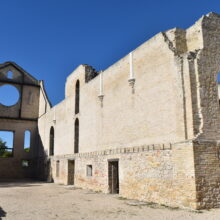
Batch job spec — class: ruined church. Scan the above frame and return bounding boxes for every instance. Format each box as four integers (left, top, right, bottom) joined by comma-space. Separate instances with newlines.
1, 12, 220, 210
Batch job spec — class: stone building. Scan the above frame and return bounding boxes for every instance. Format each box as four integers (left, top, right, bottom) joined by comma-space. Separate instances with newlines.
1, 12, 220, 209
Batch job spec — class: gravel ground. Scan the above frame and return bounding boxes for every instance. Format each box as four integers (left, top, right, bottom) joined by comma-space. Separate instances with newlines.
0, 181, 219, 220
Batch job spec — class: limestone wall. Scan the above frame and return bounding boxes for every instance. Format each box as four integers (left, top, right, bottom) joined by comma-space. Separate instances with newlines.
180, 13, 220, 140
193, 140, 220, 209
193, 13, 220, 140
37, 13, 220, 209
0, 62, 45, 179
38, 31, 188, 155
49, 141, 197, 209
0, 119, 38, 178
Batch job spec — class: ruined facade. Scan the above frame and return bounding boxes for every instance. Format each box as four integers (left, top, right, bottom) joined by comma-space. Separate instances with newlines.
1, 12, 220, 209
0, 62, 50, 178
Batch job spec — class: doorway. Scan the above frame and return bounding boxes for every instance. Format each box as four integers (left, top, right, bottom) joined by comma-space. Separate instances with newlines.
46, 160, 53, 182
68, 160, 75, 185
108, 160, 119, 194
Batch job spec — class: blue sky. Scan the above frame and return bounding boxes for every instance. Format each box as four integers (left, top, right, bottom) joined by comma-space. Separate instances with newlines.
0, 131, 13, 148
0, 85, 19, 106
0, 130, 30, 149
0, 0, 220, 105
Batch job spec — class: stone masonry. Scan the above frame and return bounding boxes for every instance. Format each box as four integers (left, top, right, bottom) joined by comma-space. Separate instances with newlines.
1, 12, 220, 210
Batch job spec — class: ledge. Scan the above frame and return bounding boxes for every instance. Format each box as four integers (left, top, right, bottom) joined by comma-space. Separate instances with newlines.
50, 142, 173, 160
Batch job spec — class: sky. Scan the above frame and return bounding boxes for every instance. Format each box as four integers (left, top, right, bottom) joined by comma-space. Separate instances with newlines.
0, 0, 220, 106
0, 130, 30, 150
0, 131, 14, 148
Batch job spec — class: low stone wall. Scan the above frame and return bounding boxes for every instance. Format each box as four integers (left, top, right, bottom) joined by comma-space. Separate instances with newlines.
49, 141, 198, 209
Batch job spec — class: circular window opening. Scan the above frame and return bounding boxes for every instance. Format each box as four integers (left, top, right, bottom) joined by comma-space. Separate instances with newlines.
0, 85, 20, 106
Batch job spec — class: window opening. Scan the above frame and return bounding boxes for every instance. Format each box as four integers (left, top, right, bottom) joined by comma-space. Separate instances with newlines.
74, 119, 79, 153
56, 160, 60, 177
21, 160, 29, 167
75, 80, 80, 114
0, 85, 19, 106
86, 165, 92, 176
24, 130, 31, 152
49, 127, 54, 156
7, 71, 13, 79
0, 131, 14, 157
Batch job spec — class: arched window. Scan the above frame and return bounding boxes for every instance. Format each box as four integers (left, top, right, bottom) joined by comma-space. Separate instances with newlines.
74, 118, 79, 153
75, 80, 80, 114
49, 126, 54, 156
24, 130, 31, 152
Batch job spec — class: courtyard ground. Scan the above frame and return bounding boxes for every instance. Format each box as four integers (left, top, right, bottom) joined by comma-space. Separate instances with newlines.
0, 181, 220, 220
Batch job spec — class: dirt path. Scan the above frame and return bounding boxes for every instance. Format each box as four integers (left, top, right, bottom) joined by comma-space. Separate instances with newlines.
0, 181, 219, 220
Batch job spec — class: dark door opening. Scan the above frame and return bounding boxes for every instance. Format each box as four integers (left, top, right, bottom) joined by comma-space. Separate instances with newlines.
108, 160, 119, 194
68, 160, 75, 185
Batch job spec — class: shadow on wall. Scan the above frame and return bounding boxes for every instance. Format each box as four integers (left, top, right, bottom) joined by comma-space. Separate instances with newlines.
36, 131, 54, 183
0, 181, 43, 188
0, 206, 6, 219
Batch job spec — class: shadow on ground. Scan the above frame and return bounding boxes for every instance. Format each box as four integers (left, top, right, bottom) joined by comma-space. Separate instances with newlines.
0, 207, 6, 219
0, 179, 46, 188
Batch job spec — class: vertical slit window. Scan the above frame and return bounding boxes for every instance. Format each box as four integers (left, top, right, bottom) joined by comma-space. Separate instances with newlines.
49, 127, 54, 156
24, 130, 31, 152
56, 160, 60, 177
74, 118, 79, 153
75, 80, 80, 114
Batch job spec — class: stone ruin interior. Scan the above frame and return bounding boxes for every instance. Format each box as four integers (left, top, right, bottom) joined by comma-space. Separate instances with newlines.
2, 12, 220, 210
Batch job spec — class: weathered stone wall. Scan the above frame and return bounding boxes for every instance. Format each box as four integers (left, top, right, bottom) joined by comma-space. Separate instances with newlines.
180, 13, 220, 141
3, 12, 220, 210
37, 13, 220, 209
195, 14, 220, 140
0, 119, 39, 178
184, 14, 220, 209
0, 62, 40, 119
49, 141, 197, 209
39, 81, 51, 117
193, 141, 220, 209
0, 62, 49, 179
38, 30, 188, 156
